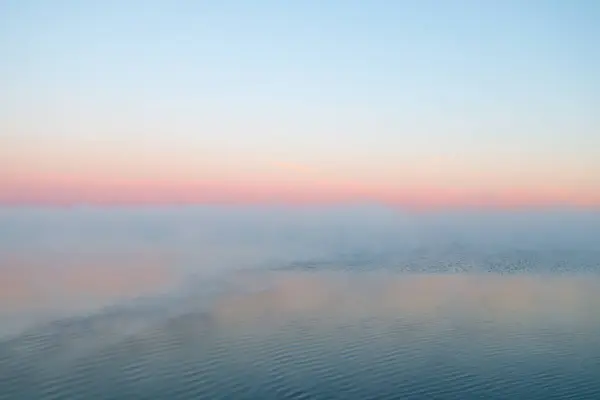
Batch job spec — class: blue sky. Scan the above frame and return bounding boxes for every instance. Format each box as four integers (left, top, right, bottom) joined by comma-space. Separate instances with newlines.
1, 1, 599, 206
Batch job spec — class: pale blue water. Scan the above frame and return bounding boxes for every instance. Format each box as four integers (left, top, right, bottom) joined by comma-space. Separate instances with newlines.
1, 207, 600, 399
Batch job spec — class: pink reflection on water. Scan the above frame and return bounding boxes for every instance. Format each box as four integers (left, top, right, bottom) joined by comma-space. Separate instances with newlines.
0, 251, 177, 313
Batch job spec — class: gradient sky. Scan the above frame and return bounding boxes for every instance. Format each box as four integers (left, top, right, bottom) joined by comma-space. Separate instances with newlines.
1, 0, 599, 207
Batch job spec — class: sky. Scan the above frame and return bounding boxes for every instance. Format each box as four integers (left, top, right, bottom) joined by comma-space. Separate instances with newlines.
1, 0, 599, 208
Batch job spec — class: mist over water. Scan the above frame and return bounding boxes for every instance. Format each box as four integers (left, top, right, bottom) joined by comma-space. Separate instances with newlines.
1, 206, 600, 399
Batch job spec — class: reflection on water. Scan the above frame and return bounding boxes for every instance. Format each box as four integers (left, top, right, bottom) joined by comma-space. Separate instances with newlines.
0, 251, 179, 336
1, 271, 600, 399
1, 208, 600, 398
1, 255, 173, 305
215, 272, 600, 326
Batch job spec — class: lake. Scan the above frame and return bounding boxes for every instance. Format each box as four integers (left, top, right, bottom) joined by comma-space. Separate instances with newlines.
1, 206, 599, 399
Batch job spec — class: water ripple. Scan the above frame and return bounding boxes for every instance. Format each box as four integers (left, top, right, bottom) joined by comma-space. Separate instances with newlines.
2, 272, 600, 399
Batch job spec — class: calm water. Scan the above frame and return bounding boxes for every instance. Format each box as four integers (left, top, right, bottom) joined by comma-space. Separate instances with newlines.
1, 207, 600, 399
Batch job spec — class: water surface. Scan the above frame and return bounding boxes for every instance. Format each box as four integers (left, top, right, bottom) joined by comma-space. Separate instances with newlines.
1, 207, 599, 399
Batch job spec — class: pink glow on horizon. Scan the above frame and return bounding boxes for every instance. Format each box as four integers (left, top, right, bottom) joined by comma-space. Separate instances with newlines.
1, 174, 599, 209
